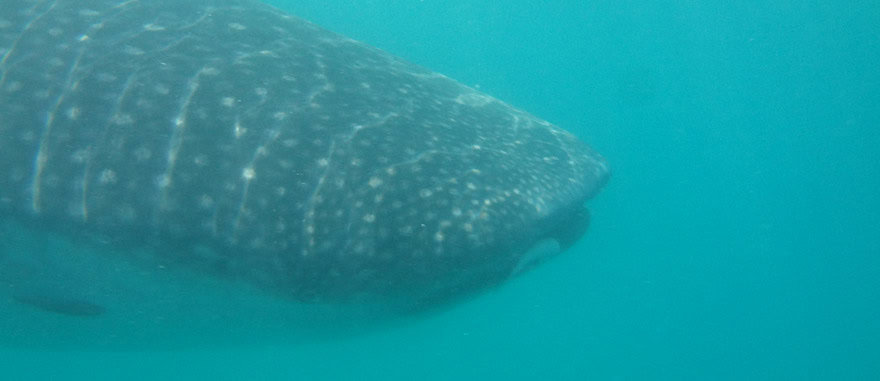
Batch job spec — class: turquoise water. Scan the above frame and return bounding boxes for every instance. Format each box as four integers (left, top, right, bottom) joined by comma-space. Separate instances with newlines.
2, 0, 879, 379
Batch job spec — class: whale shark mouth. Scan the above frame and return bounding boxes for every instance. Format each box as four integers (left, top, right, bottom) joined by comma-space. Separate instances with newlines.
511, 238, 562, 278
400, 205, 593, 312
512, 206, 591, 278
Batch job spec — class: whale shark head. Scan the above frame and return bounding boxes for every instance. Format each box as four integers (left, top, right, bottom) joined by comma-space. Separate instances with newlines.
0, 0, 610, 337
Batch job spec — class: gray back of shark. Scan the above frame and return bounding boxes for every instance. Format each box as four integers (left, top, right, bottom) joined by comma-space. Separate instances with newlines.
0, 0, 609, 308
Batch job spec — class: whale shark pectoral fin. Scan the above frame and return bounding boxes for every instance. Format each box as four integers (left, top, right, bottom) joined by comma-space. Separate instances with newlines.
510, 238, 562, 278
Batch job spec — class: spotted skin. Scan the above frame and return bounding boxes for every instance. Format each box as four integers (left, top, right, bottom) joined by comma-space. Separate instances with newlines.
0, 0, 609, 306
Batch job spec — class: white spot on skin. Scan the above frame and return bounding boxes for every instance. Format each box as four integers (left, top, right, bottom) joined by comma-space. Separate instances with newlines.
363, 214, 376, 223
221, 97, 235, 107
112, 113, 134, 125
123, 45, 145, 55
98, 169, 117, 185
157, 175, 171, 188
368, 177, 383, 188
71, 149, 88, 163
229, 23, 247, 30
193, 154, 208, 166
420, 189, 433, 198
452, 207, 462, 217
234, 120, 246, 138
144, 23, 165, 31
66, 107, 80, 120
133, 147, 151, 161
155, 84, 170, 95
434, 231, 444, 242
317, 158, 329, 167
20, 131, 35, 142
242, 167, 255, 180
199, 194, 214, 208
455, 92, 496, 107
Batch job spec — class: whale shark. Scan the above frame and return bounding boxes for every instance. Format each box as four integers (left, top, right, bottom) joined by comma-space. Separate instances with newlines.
0, 0, 609, 345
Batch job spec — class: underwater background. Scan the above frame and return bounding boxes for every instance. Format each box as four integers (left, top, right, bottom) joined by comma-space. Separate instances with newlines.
2, 0, 878, 379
